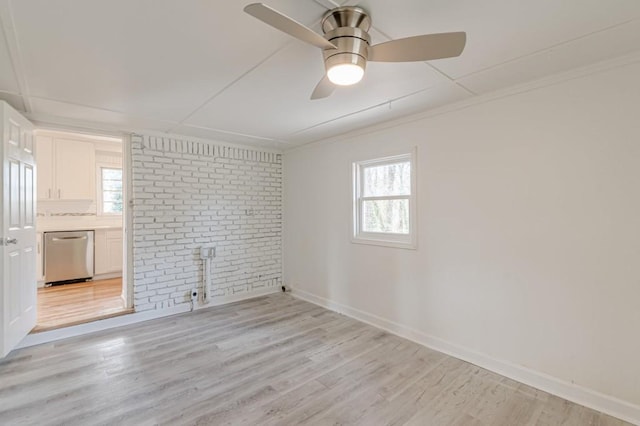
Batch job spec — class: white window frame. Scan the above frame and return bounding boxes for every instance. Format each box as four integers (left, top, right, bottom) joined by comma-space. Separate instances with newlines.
352, 148, 417, 249
97, 164, 123, 216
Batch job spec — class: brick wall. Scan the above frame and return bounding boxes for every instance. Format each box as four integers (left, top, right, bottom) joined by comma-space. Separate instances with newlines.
131, 134, 282, 311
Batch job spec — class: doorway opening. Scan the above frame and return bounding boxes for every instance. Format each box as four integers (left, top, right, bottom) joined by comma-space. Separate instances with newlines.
32, 130, 132, 332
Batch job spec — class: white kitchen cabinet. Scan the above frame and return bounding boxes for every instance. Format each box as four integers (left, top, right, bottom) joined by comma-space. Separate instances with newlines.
36, 136, 54, 200
95, 228, 123, 275
106, 231, 124, 272
55, 139, 95, 200
35, 136, 96, 201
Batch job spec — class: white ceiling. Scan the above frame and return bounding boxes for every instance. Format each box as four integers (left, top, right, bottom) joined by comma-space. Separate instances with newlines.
1, 0, 639, 149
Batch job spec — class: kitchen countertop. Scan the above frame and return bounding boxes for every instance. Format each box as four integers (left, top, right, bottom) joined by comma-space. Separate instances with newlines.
37, 225, 123, 233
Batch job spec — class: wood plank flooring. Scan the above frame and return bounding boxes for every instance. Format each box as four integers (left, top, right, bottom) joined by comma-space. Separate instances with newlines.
1, 294, 630, 425
35, 278, 131, 332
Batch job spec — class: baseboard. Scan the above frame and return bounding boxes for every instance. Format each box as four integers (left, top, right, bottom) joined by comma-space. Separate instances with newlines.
16, 287, 281, 350
291, 288, 640, 425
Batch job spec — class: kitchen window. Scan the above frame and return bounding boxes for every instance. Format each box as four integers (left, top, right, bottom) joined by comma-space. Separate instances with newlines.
352, 149, 416, 249
99, 167, 123, 214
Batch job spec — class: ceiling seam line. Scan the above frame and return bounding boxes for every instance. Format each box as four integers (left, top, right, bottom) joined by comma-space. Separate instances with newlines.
289, 86, 436, 136
454, 81, 476, 96
28, 112, 291, 148
369, 23, 474, 98
26, 94, 178, 126
454, 17, 640, 81
176, 123, 292, 144
26, 94, 288, 144
0, 88, 23, 96
311, 0, 341, 10
369, 15, 639, 86
169, 43, 291, 133
171, 8, 335, 134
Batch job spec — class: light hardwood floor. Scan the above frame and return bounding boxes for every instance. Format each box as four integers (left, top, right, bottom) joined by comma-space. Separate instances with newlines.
35, 278, 131, 332
1, 294, 630, 425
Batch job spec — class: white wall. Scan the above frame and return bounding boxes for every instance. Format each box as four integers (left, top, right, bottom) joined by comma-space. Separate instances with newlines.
284, 61, 640, 416
131, 135, 282, 311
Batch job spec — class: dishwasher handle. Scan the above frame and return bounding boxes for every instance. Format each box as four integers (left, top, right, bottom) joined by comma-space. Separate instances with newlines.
51, 236, 88, 242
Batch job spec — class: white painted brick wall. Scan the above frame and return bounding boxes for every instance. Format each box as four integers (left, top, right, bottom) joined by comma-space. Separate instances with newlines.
131, 134, 282, 311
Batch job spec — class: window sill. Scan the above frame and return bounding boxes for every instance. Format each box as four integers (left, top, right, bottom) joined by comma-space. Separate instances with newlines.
351, 236, 417, 250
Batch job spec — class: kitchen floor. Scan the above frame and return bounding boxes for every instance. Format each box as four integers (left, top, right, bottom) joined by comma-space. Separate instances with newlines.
34, 278, 132, 332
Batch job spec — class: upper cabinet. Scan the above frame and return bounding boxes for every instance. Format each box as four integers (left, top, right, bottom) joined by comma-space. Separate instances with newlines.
36, 136, 96, 201
36, 136, 54, 200
55, 139, 96, 200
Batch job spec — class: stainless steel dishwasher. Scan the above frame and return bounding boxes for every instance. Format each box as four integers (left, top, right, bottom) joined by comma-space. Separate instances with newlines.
44, 231, 94, 285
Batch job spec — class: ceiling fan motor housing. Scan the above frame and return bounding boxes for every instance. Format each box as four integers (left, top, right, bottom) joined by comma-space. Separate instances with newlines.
321, 7, 372, 76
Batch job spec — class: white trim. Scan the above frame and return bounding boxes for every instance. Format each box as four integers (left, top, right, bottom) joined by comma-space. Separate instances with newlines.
350, 235, 416, 250
122, 133, 134, 309
27, 115, 287, 153
281, 151, 286, 292
361, 195, 410, 201
290, 287, 640, 425
34, 128, 122, 144
17, 287, 281, 349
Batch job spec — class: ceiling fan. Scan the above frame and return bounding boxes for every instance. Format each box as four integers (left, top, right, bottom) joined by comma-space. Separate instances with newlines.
244, 3, 466, 100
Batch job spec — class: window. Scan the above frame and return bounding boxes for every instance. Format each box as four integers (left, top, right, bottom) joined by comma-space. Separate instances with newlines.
352, 150, 416, 248
100, 167, 123, 214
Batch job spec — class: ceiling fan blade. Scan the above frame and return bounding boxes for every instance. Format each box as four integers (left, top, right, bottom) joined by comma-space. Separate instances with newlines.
244, 3, 336, 50
310, 76, 335, 100
368, 32, 466, 62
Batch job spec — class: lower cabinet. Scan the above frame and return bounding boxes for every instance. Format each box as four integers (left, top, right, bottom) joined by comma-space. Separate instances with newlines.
95, 228, 123, 275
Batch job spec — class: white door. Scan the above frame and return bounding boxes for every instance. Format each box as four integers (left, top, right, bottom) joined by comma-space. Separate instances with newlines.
1, 101, 36, 358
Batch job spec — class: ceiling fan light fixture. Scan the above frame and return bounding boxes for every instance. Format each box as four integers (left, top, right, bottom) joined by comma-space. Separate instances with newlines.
327, 63, 364, 86
325, 52, 367, 86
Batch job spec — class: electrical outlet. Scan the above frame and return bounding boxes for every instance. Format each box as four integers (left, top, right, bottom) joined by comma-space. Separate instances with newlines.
199, 245, 216, 259
199, 247, 209, 259
190, 288, 198, 302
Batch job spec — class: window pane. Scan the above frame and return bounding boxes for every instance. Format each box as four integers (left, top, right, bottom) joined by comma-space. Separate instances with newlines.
103, 191, 122, 202
103, 201, 123, 213
363, 199, 409, 234
103, 180, 122, 191
103, 168, 122, 180
363, 161, 410, 197
102, 167, 123, 214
